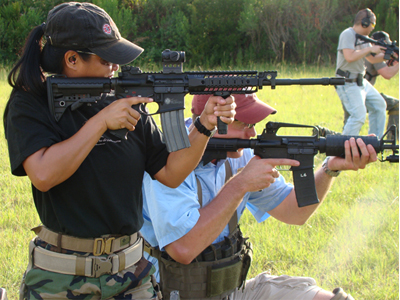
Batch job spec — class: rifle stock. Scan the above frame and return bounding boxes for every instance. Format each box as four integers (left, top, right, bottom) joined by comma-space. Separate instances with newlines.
204, 122, 399, 207
47, 49, 345, 152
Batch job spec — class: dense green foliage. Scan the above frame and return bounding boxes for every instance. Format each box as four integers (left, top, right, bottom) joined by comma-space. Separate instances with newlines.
0, 0, 398, 68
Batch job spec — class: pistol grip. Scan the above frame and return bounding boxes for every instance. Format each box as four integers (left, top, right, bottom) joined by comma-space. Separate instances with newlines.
109, 103, 141, 140
213, 92, 230, 135
217, 117, 228, 134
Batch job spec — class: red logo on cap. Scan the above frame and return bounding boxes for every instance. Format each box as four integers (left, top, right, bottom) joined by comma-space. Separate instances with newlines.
103, 24, 112, 34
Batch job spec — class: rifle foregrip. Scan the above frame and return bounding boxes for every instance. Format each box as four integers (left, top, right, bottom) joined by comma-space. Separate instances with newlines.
161, 109, 191, 152
217, 117, 228, 134
292, 167, 320, 207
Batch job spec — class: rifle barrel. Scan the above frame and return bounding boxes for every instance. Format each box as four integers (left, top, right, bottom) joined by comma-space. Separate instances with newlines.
269, 77, 345, 86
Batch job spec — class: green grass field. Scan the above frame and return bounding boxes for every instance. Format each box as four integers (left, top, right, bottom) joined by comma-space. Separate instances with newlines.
0, 65, 399, 300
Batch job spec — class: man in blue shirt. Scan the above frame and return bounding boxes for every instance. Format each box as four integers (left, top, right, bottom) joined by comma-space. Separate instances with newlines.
141, 94, 377, 300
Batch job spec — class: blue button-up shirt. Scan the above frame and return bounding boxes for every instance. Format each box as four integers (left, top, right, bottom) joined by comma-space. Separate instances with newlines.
141, 146, 293, 280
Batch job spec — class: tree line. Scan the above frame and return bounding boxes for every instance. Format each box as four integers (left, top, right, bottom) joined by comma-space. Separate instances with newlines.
0, 0, 398, 69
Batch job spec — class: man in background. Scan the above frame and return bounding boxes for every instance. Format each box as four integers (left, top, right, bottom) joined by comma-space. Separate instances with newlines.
335, 8, 387, 138
344, 31, 399, 138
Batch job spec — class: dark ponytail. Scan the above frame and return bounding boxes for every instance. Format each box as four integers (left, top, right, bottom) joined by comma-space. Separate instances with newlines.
8, 24, 47, 97
4, 25, 47, 135
4, 23, 94, 136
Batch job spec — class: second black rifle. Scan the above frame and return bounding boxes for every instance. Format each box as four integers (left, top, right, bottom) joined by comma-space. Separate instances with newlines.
356, 33, 399, 61
203, 122, 399, 207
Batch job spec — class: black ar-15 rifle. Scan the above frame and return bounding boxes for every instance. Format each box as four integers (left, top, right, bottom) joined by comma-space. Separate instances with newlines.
204, 122, 399, 207
47, 49, 345, 152
356, 33, 399, 61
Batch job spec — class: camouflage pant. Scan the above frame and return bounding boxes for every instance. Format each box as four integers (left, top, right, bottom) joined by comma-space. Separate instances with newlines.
20, 257, 160, 300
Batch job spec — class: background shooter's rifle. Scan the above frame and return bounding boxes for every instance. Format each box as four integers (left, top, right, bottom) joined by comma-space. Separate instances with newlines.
356, 33, 399, 61
203, 122, 399, 207
47, 49, 345, 152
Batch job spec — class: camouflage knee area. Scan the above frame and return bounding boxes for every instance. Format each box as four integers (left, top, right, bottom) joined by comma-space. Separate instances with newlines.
381, 93, 399, 113
331, 287, 354, 300
22, 258, 156, 299
313, 125, 341, 137
388, 103, 399, 115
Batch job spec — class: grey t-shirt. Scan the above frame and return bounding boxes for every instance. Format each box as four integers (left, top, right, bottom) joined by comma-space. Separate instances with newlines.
364, 60, 386, 85
336, 27, 371, 78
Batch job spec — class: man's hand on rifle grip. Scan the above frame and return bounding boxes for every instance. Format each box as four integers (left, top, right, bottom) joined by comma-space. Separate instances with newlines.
236, 156, 300, 192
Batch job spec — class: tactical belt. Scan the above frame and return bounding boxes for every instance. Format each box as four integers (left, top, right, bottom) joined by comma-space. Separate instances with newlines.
145, 161, 253, 300
336, 69, 364, 86
29, 226, 143, 278
32, 225, 138, 255
146, 226, 252, 300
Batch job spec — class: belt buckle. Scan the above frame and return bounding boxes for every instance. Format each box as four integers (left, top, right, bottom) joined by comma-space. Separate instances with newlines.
92, 256, 112, 277
93, 237, 115, 256
104, 237, 115, 255
93, 238, 105, 256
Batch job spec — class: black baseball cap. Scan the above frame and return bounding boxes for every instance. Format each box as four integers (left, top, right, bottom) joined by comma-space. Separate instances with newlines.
43, 2, 143, 65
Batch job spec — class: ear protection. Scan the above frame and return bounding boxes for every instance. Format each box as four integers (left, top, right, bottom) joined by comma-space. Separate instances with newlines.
361, 8, 372, 28
69, 55, 76, 64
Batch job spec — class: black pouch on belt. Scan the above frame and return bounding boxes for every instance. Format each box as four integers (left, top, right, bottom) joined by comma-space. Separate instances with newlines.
357, 74, 363, 86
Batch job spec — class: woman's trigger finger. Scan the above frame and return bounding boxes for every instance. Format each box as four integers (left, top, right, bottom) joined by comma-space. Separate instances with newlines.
125, 96, 154, 106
